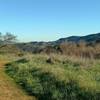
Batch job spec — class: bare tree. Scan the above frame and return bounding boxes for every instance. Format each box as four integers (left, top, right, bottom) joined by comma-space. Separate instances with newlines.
0, 32, 17, 48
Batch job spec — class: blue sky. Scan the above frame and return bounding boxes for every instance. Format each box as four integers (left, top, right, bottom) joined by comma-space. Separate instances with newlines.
0, 0, 100, 42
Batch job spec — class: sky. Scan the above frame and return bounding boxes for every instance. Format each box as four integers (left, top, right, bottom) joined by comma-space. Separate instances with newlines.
0, 0, 100, 42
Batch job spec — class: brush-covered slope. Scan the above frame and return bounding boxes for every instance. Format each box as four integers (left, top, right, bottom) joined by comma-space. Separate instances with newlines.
5, 54, 100, 100
0, 44, 23, 56
16, 33, 100, 53
55, 33, 100, 44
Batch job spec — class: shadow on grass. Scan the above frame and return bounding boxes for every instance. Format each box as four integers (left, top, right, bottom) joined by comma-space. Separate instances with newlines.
5, 61, 100, 100
30, 68, 100, 100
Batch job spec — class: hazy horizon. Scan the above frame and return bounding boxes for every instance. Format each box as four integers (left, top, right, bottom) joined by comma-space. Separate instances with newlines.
0, 0, 100, 42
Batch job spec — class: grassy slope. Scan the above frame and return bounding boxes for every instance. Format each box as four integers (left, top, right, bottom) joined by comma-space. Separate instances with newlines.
6, 54, 100, 100
0, 55, 36, 100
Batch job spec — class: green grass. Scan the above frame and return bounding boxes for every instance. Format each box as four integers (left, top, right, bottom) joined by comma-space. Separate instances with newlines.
0, 54, 36, 100
5, 54, 100, 100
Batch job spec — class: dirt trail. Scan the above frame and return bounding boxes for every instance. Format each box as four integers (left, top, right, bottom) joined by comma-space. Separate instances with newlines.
0, 60, 36, 100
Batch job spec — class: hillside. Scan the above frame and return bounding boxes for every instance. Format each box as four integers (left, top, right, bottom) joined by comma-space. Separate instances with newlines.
16, 33, 100, 53
55, 33, 100, 44
5, 54, 100, 100
0, 33, 99, 100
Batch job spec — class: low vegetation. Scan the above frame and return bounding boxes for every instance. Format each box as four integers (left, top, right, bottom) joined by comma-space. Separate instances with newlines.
0, 54, 36, 100
0, 33, 99, 100
5, 54, 100, 100
59, 42, 100, 59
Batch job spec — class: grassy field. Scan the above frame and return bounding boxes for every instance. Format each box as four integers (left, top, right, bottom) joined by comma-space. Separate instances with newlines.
5, 54, 100, 100
0, 54, 36, 100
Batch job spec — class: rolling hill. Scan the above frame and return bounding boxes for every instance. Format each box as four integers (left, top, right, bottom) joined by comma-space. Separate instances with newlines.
16, 33, 100, 53
55, 33, 100, 44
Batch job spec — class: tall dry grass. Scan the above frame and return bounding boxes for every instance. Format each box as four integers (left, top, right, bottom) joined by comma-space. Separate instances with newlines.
59, 42, 100, 59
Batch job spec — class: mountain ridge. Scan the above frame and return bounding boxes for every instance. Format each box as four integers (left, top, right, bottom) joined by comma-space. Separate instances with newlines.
55, 33, 100, 44
26, 33, 100, 45
15, 33, 100, 53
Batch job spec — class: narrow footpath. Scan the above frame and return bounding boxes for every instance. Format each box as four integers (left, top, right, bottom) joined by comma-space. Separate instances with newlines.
0, 60, 36, 100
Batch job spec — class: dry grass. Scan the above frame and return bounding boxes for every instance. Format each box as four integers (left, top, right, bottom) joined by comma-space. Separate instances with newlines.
59, 42, 100, 59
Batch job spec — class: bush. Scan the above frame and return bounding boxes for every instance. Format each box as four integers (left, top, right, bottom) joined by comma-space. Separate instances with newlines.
59, 42, 100, 59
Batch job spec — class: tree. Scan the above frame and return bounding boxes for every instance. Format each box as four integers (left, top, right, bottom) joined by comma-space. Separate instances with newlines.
0, 32, 17, 48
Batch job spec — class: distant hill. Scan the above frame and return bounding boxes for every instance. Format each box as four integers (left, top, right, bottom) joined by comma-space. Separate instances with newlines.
16, 33, 100, 53
55, 33, 100, 44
